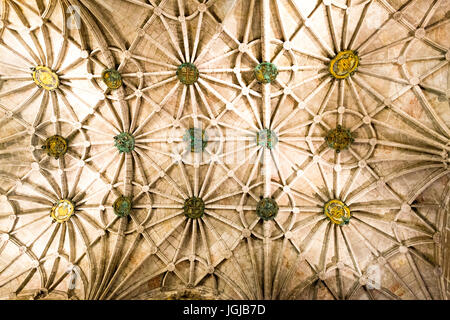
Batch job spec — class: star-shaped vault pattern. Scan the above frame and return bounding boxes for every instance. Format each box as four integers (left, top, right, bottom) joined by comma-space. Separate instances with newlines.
0, 0, 449, 300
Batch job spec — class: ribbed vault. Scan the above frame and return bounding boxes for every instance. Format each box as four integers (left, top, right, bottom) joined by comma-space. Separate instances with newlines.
0, 0, 449, 300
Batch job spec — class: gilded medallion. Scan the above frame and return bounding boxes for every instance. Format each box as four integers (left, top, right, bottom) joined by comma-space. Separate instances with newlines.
329, 50, 359, 79
324, 199, 351, 225
42, 135, 68, 159
325, 125, 354, 153
51, 199, 75, 223
32, 66, 59, 91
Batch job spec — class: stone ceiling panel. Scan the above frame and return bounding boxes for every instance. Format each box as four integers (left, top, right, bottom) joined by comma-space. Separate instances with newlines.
0, 0, 448, 300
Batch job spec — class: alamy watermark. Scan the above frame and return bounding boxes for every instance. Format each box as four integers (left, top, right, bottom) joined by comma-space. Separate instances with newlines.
168, 122, 282, 169
67, 6, 81, 30
366, 264, 381, 290
66, 264, 81, 290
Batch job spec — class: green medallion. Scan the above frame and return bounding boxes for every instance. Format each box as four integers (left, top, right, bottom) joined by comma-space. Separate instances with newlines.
183, 197, 205, 219
183, 128, 207, 153
325, 125, 354, 153
42, 135, 68, 159
256, 197, 279, 220
254, 62, 278, 84
257, 129, 278, 149
113, 195, 132, 217
114, 132, 135, 153
102, 68, 123, 89
177, 63, 199, 85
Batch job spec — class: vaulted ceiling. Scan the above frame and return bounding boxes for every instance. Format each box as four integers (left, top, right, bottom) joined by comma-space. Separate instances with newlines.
0, 0, 449, 300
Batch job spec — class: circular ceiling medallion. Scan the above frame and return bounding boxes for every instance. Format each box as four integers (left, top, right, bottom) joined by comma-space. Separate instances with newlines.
183, 128, 207, 153
183, 197, 205, 219
102, 68, 123, 89
114, 132, 135, 153
42, 135, 68, 159
257, 129, 278, 149
324, 199, 351, 225
256, 197, 279, 220
325, 125, 354, 153
329, 50, 359, 79
32, 66, 59, 91
50, 199, 75, 223
113, 196, 132, 217
254, 62, 278, 84
176, 63, 199, 85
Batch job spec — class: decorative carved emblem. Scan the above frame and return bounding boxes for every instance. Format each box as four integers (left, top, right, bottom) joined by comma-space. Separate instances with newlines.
42, 135, 68, 159
183, 128, 207, 153
51, 199, 75, 223
183, 197, 205, 219
254, 62, 278, 84
324, 199, 351, 225
32, 66, 59, 91
113, 196, 132, 217
325, 125, 354, 153
329, 50, 359, 79
102, 68, 123, 89
114, 132, 135, 153
256, 197, 279, 220
177, 63, 199, 85
257, 129, 278, 149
